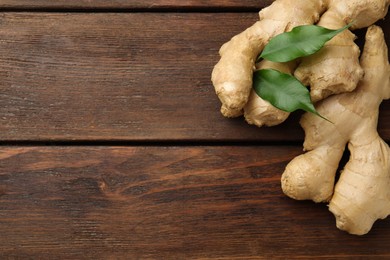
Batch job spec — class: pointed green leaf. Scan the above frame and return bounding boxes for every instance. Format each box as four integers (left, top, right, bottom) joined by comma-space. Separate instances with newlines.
259, 23, 352, 62
253, 69, 330, 122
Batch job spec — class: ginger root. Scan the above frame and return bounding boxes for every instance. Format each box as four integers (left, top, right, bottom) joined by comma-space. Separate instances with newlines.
211, 0, 325, 118
244, 60, 294, 127
281, 25, 390, 235
294, 8, 363, 102
211, 0, 390, 235
212, 0, 389, 123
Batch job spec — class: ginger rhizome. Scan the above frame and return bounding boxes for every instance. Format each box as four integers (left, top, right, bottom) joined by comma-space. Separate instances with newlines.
211, 0, 390, 235
282, 26, 390, 235
244, 60, 293, 126
212, 0, 389, 125
211, 0, 325, 118
294, 9, 363, 103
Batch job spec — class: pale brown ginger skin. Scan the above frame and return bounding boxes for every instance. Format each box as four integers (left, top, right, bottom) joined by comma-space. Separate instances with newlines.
211, 0, 390, 236
211, 0, 326, 117
295, 0, 390, 102
243, 60, 294, 127
212, 0, 390, 123
294, 9, 363, 102
281, 26, 390, 235
327, 0, 390, 29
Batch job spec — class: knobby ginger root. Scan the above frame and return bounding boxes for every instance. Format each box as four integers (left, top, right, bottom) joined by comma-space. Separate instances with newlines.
211, 0, 390, 236
296, 0, 390, 102
294, 0, 390, 102
281, 26, 390, 235
211, 0, 326, 117
212, 0, 389, 122
329, 0, 390, 29
243, 60, 294, 127
294, 9, 363, 102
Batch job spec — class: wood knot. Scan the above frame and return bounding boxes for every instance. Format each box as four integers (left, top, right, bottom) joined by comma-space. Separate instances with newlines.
99, 178, 108, 192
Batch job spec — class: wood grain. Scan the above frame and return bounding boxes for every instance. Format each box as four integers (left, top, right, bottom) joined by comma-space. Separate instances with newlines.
0, 12, 304, 142
1, 146, 389, 259
0, 0, 272, 10
0, 13, 390, 142
2, 2, 390, 259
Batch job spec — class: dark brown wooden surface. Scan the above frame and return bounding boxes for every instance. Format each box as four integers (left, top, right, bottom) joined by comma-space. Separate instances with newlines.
1, 1, 390, 258
1, 146, 390, 259
0, 13, 389, 142
0, 1, 271, 10
0, 12, 306, 142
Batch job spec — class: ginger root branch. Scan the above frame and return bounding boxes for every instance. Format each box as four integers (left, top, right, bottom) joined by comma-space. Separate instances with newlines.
282, 26, 390, 235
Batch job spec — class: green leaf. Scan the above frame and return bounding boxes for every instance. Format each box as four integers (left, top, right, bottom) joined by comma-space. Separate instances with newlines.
259, 23, 352, 62
253, 69, 330, 122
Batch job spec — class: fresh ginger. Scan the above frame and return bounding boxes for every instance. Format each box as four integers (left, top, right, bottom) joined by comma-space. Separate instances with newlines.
211, 0, 390, 235
211, 0, 325, 118
281, 25, 390, 235
294, 10, 363, 102
295, 0, 390, 102
212, 0, 389, 122
244, 60, 294, 127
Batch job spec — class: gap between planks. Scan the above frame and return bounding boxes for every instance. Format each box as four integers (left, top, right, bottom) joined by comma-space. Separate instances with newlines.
0, 140, 304, 147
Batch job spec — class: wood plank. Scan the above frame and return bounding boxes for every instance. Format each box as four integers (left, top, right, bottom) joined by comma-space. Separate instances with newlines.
0, 0, 271, 10
1, 146, 389, 258
0, 13, 389, 142
0, 12, 302, 142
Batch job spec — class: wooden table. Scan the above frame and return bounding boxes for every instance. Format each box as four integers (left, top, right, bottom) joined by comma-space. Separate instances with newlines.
1, 1, 390, 258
